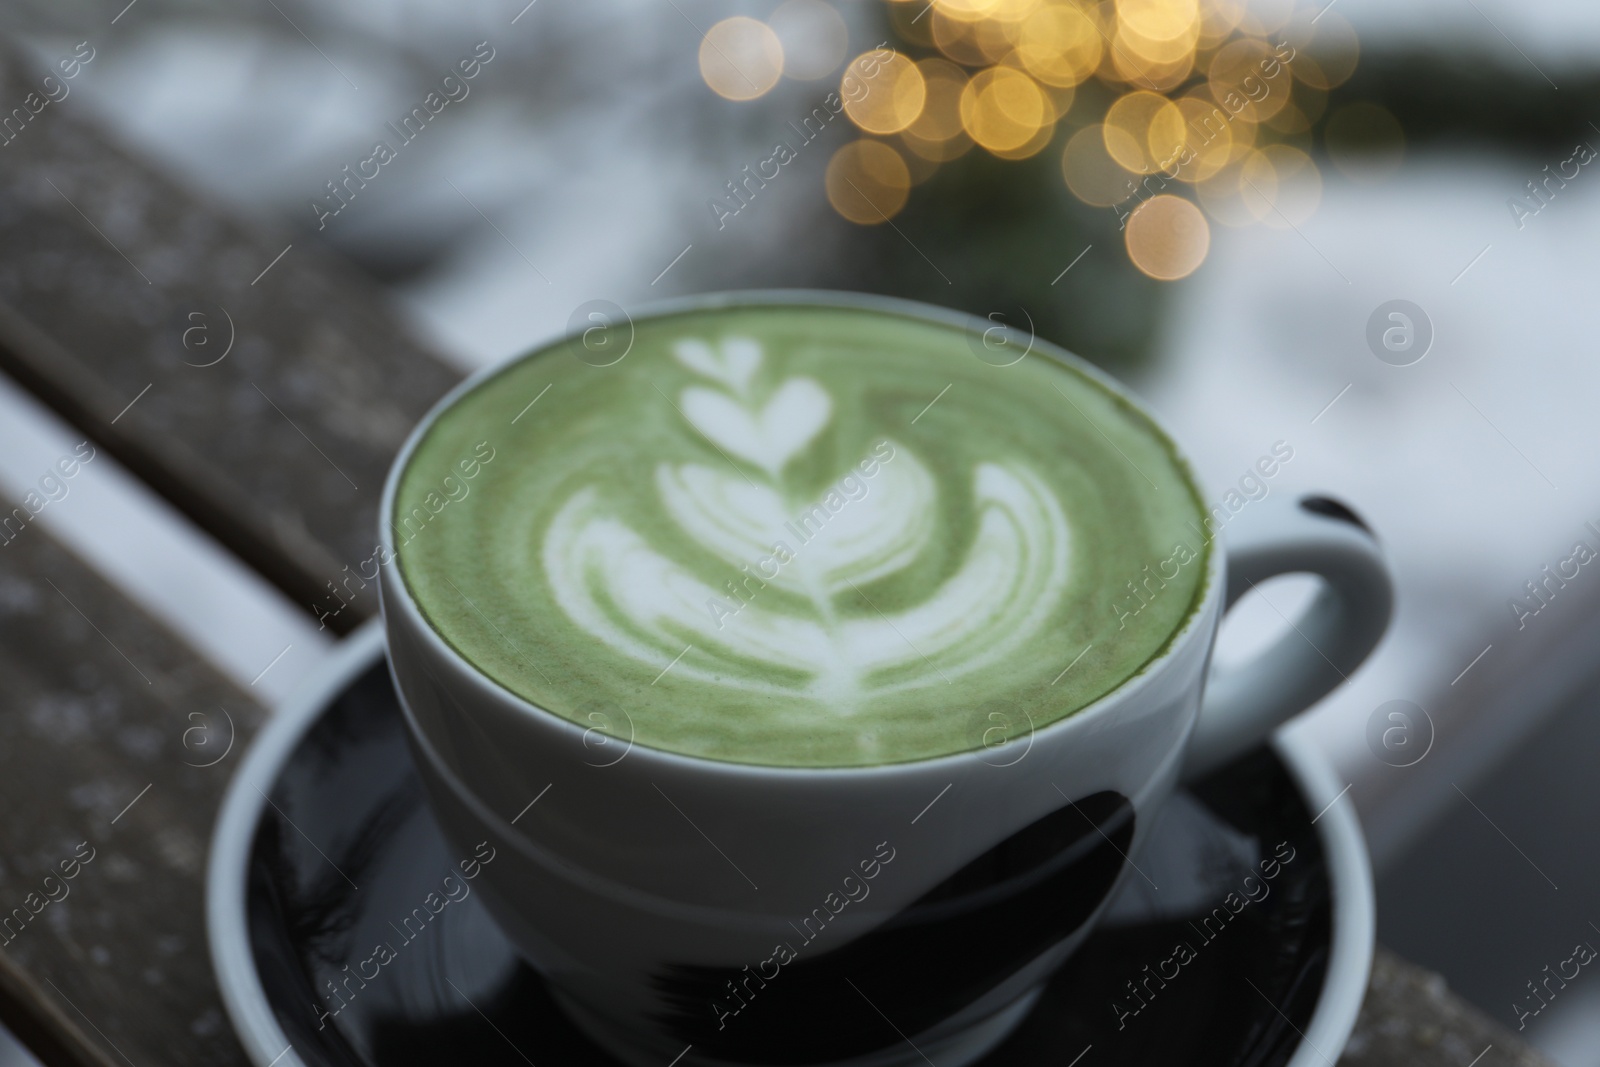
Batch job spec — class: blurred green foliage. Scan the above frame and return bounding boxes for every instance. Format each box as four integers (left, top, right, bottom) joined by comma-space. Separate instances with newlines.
1328, 50, 1593, 156
685, 138, 1167, 376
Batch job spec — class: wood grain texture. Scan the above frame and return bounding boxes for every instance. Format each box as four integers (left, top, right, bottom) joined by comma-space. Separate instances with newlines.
1340, 947, 1555, 1067
0, 513, 260, 1066
0, 40, 461, 635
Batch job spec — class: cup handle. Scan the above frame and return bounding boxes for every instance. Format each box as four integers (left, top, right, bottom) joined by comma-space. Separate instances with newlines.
1181, 494, 1394, 781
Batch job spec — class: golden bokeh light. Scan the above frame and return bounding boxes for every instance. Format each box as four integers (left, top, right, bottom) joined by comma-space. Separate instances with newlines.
932, 8, 1001, 65
1003, 52, 1077, 124
1125, 194, 1210, 279
1108, 34, 1194, 91
932, 0, 1008, 23
826, 140, 913, 223
974, 15, 1021, 61
1283, 10, 1359, 90
1167, 96, 1234, 181
1285, 53, 1326, 91
1197, 0, 1247, 46
960, 66, 1051, 153
1207, 38, 1291, 122
1103, 90, 1187, 173
1181, 83, 1260, 161
1227, 115, 1260, 161
843, 52, 928, 134
989, 115, 1057, 159
1117, 0, 1201, 43
990, 0, 1046, 21
902, 58, 974, 160
700, 17, 785, 101
1062, 124, 1139, 206
712, 0, 1366, 266
1012, 2, 1104, 87
902, 127, 976, 162
1116, 20, 1201, 66
1110, 0, 1200, 91
768, 0, 850, 81
907, 58, 969, 139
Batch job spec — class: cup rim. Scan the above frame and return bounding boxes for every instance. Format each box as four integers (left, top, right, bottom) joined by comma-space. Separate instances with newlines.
378, 288, 1228, 777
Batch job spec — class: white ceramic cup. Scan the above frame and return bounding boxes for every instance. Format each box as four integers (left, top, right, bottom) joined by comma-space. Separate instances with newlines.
378, 293, 1393, 1067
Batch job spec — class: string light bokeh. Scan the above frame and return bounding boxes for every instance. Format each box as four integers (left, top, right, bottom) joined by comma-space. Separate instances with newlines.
700, 0, 1397, 281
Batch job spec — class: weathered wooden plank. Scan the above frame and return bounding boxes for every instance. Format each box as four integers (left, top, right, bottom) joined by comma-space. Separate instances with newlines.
1339, 947, 1553, 1067
0, 511, 261, 1066
0, 952, 116, 1067
0, 40, 461, 634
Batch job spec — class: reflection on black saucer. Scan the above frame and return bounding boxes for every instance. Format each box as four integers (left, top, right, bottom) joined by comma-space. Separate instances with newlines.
655, 793, 1132, 1062
245, 663, 1326, 1067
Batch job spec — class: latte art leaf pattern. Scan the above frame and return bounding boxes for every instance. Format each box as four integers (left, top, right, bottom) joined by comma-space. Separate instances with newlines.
396, 303, 1210, 766
654, 454, 937, 598
543, 338, 1073, 705
680, 378, 831, 476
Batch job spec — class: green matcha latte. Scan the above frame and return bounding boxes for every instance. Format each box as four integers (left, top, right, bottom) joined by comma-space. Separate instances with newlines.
393, 301, 1209, 768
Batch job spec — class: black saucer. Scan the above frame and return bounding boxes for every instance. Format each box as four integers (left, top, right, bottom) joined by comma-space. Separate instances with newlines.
211, 630, 1358, 1067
